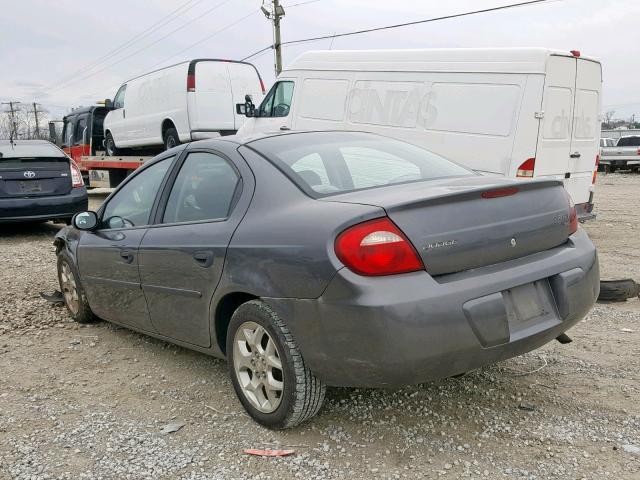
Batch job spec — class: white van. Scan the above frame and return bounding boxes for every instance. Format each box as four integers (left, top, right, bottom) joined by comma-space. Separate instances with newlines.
104, 59, 265, 154
238, 48, 602, 220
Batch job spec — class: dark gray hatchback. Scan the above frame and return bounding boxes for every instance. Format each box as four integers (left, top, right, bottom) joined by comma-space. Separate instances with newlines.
53, 131, 599, 429
0, 140, 87, 223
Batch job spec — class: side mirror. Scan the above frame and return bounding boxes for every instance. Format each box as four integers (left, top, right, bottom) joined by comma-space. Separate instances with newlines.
104, 98, 113, 108
236, 94, 256, 118
72, 211, 98, 231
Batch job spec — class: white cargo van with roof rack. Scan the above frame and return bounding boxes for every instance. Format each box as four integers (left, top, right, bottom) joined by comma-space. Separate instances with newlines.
104, 59, 265, 155
237, 48, 602, 221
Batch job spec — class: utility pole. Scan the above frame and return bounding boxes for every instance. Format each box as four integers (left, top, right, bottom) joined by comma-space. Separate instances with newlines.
1, 101, 21, 139
261, 0, 285, 76
32, 102, 43, 139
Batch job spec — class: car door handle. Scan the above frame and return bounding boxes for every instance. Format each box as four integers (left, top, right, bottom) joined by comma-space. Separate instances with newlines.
570, 152, 581, 158
193, 250, 214, 268
120, 249, 135, 264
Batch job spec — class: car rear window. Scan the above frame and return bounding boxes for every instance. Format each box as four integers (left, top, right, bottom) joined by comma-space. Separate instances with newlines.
249, 132, 472, 197
0, 142, 69, 167
617, 136, 640, 147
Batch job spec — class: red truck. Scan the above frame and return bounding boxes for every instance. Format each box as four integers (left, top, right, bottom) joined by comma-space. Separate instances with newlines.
60, 105, 151, 187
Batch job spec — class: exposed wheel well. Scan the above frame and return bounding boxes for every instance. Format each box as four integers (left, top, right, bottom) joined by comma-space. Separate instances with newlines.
215, 292, 258, 355
161, 119, 176, 138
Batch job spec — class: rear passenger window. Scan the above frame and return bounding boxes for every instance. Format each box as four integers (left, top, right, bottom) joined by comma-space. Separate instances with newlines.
162, 152, 239, 224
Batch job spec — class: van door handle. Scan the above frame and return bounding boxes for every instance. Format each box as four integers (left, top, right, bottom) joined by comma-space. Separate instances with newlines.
120, 249, 134, 264
193, 250, 214, 268
570, 152, 581, 158
280, 126, 290, 131
123, 109, 126, 118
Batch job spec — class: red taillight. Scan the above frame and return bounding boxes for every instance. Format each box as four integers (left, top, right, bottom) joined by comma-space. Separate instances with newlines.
187, 73, 195, 92
259, 77, 266, 94
481, 186, 519, 199
637, 147, 640, 156
563, 190, 578, 235
592, 154, 599, 184
70, 162, 84, 188
516, 158, 535, 178
334, 217, 424, 276
570, 50, 581, 57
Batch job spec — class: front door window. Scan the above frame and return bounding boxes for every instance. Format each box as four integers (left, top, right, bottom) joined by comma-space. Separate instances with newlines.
258, 81, 294, 118
101, 157, 172, 229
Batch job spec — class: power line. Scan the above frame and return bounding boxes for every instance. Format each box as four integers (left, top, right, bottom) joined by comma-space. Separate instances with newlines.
49, 0, 234, 93
46, 0, 205, 89
242, 0, 558, 60
284, 0, 323, 7
144, 9, 260, 72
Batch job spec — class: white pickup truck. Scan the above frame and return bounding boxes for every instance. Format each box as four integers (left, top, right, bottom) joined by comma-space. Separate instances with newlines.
600, 135, 640, 172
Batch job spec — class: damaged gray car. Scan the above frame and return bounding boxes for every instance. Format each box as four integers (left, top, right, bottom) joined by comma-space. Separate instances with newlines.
54, 131, 599, 428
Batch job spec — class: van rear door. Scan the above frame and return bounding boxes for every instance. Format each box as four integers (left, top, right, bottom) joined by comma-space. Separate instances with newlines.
189, 61, 234, 132
228, 62, 265, 130
566, 58, 601, 204
534, 54, 601, 205
533, 55, 576, 179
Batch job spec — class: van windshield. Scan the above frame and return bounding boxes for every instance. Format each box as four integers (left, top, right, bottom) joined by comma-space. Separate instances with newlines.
250, 132, 473, 197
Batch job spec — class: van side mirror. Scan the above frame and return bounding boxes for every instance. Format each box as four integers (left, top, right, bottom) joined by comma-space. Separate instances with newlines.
104, 98, 113, 108
236, 95, 256, 118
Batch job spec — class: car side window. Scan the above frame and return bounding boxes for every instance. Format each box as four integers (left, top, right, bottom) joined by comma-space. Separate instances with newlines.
258, 81, 294, 118
101, 157, 172, 229
113, 85, 127, 109
162, 152, 239, 224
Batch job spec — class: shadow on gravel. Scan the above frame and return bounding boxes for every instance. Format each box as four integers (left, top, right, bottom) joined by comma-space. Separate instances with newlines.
0, 221, 63, 238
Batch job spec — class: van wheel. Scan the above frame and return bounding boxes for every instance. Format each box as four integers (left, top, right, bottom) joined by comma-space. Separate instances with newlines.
105, 132, 120, 156
226, 300, 326, 429
164, 128, 180, 150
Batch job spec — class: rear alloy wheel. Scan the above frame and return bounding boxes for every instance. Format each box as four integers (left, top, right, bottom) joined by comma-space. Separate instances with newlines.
57, 252, 95, 324
164, 127, 180, 151
227, 300, 326, 429
105, 132, 120, 156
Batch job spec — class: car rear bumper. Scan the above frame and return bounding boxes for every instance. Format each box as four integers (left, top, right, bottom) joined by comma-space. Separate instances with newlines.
0, 187, 88, 223
264, 229, 599, 387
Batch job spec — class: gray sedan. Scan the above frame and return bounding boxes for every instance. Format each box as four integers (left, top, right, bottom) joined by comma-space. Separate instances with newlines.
54, 131, 599, 429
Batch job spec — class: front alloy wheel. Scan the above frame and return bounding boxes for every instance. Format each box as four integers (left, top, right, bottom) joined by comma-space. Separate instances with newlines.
60, 261, 79, 315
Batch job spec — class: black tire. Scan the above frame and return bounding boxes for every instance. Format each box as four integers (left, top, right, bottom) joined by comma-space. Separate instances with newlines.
163, 127, 180, 151
598, 279, 640, 302
105, 132, 120, 157
56, 251, 95, 323
226, 300, 326, 429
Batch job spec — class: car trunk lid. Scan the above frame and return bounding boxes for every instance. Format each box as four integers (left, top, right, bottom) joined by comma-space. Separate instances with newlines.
322, 176, 572, 275
0, 157, 72, 198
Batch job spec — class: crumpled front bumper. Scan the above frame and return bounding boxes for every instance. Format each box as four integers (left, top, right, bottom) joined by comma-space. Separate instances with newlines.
264, 229, 599, 387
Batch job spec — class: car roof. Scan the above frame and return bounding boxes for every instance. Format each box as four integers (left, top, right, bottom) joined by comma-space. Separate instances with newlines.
190, 130, 381, 149
0, 140, 67, 158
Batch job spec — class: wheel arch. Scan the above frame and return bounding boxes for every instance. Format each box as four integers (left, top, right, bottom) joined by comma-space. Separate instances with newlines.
161, 118, 177, 139
214, 291, 258, 355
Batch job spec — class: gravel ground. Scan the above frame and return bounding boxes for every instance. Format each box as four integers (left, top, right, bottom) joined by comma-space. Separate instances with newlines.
1, 174, 639, 480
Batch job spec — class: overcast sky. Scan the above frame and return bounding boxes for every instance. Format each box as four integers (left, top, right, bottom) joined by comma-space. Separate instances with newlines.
1, 0, 638, 121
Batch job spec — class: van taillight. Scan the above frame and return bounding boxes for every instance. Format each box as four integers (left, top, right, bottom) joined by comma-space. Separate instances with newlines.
516, 158, 535, 178
70, 162, 84, 188
259, 77, 266, 94
334, 217, 424, 276
592, 154, 599, 184
187, 73, 195, 92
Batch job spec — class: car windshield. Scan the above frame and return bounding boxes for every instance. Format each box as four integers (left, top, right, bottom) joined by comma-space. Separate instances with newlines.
249, 132, 473, 197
